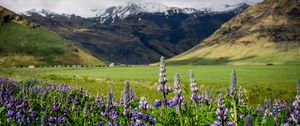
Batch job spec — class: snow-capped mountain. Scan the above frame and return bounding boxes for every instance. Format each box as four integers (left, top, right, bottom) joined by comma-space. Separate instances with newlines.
21, 2, 249, 64
94, 2, 249, 23
22, 9, 55, 17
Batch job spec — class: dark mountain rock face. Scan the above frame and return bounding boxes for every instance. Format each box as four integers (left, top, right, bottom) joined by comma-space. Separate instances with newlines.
23, 4, 249, 64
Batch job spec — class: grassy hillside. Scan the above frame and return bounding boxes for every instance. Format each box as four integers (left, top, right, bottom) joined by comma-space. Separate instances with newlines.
0, 7, 104, 66
169, 0, 300, 65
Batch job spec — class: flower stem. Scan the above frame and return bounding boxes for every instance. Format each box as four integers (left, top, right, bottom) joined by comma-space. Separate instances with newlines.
233, 100, 238, 126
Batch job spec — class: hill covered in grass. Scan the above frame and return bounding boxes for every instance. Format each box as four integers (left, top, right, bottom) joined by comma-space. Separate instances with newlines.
169, 0, 300, 65
0, 6, 104, 66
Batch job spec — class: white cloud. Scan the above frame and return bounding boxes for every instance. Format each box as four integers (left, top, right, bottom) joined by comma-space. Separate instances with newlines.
0, 0, 262, 17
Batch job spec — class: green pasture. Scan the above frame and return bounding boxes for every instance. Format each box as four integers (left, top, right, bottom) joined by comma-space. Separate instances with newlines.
0, 64, 299, 105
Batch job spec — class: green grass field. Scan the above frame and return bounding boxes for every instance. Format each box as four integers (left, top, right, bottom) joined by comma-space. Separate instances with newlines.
0, 64, 299, 105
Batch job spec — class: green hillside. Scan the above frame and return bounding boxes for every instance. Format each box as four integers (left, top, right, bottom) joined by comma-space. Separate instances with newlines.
0, 7, 104, 66
168, 0, 300, 65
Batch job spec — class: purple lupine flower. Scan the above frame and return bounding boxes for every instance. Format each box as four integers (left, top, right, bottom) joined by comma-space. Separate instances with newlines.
5, 110, 14, 118
158, 56, 172, 105
120, 82, 131, 108
174, 73, 181, 95
158, 56, 167, 85
100, 112, 106, 117
97, 120, 103, 126
190, 92, 198, 102
6, 101, 14, 109
16, 110, 23, 119
229, 69, 237, 99
83, 103, 88, 118
264, 98, 270, 109
211, 94, 230, 126
226, 87, 230, 97
226, 121, 235, 126
238, 86, 245, 105
189, 70, 198, 93
167, 86, 172, 93
63, 107, 69, 117
292, 95, 300, 110
28, 108, 33, 113
95, 92, 104, 107
153, 99, 162, 107
109, 111, 118, 121
52, 99, 60, 112
169, 101, 177, 107
198, 93, 205, 103
157, 86, 163, 92
244, 115, 253, 126
57, 116, 65, 124
48, 116, 56, 123
257, 104, 263, 114
134, 112, 143, 119
272, 99, 281, 115
139, 97, 149, 111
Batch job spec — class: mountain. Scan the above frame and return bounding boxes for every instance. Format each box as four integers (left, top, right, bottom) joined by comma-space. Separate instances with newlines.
169, 0, 300, 65
21, 2, 249, 64
0, 6, 104, 66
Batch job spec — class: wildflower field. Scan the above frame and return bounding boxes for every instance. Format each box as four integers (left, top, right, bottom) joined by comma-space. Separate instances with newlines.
0, 58, 299, 125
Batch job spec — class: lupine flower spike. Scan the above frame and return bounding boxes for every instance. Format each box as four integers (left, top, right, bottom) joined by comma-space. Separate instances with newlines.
230, 69, 237, 100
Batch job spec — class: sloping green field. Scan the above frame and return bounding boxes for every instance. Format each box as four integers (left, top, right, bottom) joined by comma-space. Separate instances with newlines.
0, 21, 104, 66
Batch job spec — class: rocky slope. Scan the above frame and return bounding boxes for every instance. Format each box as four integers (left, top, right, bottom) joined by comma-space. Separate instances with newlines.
169, 0, 300, 65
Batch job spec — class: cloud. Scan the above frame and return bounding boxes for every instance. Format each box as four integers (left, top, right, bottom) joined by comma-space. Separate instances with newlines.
0, 0, 262, 17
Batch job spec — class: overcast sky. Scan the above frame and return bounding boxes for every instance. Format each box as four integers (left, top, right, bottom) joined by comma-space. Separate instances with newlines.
0, 0, 262, 17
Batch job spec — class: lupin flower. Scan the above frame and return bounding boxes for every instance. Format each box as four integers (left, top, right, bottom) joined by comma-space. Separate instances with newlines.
290, 95, 300, 124
48, 116, 56, 124
189, 70, 198, 93
158, 56, 167, 85
97, 120, 103, 126
256, 104, 263, 114
157, 86, 163, 92
189, 70, 199, 104
263, 98, 272, 118
211, 94, 230, 126
120, 82, 131, 108
174, 73, 181, 95
238, 86, 245, 105
95, 92, 104, 107
57, 116, 65, 124
139, 97, 149, 111
105, 89, 119, 123
204, 89, 213, 104
170, 73, 186, 110
229, 69, 237, 99
226, 87, 230, 97
157, 56, 172, 105
244, 115, 253, 126
52, 98, 60, 112
153, 100, 162, 107
83, 102, 88, 119
272, 99, 281, 116
5, 110, 14, 118
264, 98, 270, 109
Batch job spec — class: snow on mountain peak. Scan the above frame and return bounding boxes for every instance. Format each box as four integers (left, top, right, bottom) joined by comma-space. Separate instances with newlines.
22, 9, 55, 17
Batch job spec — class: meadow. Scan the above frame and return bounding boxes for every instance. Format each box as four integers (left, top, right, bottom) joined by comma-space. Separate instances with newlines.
0, 64, 299, 105
0, 59, 299, 125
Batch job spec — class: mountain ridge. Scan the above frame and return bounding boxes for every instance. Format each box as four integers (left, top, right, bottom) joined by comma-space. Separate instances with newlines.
21, 4, 249, 64
169, 0, 300, 65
